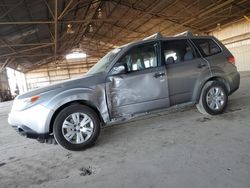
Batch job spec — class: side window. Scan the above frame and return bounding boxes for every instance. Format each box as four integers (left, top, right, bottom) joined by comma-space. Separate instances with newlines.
119, 44, 158, 72
192, 38, 221, 57
162, 39, 196, 65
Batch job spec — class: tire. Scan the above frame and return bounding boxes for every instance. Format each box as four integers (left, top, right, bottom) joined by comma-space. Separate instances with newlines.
196, 81, 228, 115
53, 104, 100, 151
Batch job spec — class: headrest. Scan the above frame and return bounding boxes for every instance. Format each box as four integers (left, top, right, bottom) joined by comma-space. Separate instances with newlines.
184, 51, 194, 61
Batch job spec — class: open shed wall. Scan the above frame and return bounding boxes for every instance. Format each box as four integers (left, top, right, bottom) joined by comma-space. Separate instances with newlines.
25, 58, 99, 90
211, 20, 250, 71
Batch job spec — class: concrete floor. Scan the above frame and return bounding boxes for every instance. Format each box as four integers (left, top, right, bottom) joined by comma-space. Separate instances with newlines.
0, 73, 250, 188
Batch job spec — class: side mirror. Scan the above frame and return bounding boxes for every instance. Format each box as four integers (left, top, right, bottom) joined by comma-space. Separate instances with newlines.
110, 64, 126, 75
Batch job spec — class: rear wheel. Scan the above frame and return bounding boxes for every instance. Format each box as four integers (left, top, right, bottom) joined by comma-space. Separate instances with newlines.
53, 104, 100, 151
196, 81, 228, 115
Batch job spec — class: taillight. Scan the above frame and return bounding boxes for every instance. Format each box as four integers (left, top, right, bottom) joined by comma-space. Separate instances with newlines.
227, 56, 235, 65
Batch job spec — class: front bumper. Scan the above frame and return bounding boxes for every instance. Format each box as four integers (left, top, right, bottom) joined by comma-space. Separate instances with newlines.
12, 125, 49, 139
8, 104, 53, 138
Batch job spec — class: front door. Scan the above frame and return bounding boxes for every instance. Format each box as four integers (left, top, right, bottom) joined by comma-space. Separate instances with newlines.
106, 43, 170, 118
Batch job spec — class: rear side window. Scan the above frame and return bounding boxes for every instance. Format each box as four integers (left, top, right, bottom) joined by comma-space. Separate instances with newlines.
162, 39, 197, 65
192, 38, 221, 57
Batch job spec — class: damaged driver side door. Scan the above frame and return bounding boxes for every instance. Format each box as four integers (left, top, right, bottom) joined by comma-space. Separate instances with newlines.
106, 42, 170, 118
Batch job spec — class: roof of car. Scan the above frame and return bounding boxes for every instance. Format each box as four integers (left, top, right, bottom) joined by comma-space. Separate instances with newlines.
117, 31, 215, 50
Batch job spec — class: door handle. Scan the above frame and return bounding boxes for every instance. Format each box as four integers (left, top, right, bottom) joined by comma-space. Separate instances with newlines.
197, 63, 207, 68
154, 72, 166, 78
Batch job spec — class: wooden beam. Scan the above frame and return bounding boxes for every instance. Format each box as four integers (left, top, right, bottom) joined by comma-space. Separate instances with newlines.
112, 0, 202, 32
0, 17, 231, 25
175, 0, 237, 29
0, 21, 53, 25
59, 1, 102, 54
70, 0, 92, 46
198, 0, 249, 30
0, 44, 53, 58
90, 0, 121, 40
78, 1, 103, 42
103, 0, 165, 48
0, 58, 11, 72
244, 15, 250, 22
58, 0, 74, 20
10, 53, 53, 58
0, 0, 24, 19
0, 42, 54, 48
43, 0, 55, 20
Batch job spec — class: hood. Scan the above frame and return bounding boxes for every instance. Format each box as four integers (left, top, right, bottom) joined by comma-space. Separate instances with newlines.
17, 72, 106, 99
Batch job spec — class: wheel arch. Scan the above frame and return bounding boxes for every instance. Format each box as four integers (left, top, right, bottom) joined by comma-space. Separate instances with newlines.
49, 100, 104, 134
195, 76, 230, 103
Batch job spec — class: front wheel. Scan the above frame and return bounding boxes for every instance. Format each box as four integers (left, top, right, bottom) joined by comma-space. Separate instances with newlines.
196, 81, 228, 115
53, 104, 100, 151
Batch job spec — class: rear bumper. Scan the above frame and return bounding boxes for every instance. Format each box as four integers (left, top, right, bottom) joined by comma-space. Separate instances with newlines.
228, 71, 240, 95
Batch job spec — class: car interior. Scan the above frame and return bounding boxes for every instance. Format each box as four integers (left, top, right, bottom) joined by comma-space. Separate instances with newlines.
120, 45, 157, 72
164, 40, 195, 65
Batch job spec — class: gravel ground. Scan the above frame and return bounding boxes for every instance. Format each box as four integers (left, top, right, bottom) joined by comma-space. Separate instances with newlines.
0, 72, 249, 188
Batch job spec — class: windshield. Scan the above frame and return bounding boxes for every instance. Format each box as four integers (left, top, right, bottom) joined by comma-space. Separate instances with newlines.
87, 48, 122, 74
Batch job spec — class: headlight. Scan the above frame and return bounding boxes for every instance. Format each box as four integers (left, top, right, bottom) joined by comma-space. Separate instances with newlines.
13, 95, 40, 111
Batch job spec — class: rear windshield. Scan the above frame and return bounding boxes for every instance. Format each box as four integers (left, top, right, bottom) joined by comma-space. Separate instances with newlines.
192, 38, 221, 57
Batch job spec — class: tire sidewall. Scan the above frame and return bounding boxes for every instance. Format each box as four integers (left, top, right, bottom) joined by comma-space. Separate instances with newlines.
53, 104, 100, 151
201, 82, 228, 115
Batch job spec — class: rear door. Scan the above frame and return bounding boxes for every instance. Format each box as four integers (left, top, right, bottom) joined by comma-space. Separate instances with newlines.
191, 38, 227, 73
162, 39, 209, 105
106, 42, 170, 118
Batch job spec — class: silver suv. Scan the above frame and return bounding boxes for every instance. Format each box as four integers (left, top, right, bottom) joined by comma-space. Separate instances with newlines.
8, 32, 240, 151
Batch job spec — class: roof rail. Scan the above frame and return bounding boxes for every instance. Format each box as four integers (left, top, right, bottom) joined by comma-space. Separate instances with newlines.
143, 32, 163, 40
174, 31, 193, 37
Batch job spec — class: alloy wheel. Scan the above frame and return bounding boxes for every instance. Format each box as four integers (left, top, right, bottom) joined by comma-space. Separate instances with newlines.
206, 87, 225, 111
62, 112, 94, 144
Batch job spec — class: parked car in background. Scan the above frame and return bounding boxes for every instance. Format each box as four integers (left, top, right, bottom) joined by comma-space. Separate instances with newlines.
8, 32, 240, 151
